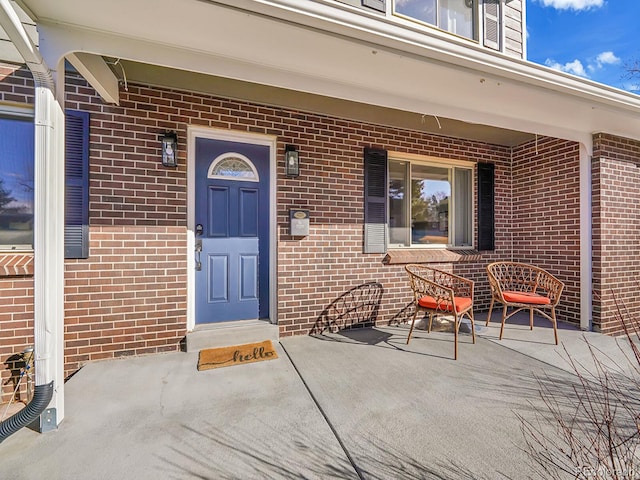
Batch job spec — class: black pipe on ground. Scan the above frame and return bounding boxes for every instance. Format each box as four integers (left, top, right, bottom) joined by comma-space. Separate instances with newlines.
0, 381, 53, 443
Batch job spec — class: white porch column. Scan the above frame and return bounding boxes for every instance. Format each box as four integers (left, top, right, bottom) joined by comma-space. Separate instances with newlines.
0, 0, 65, 429
580, 141, 593, 331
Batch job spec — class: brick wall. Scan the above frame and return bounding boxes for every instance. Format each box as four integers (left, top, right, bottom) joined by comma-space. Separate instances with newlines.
277, 132, 512, 335
0, 276, 34, 399
0, 64, 34, 104
63, 76, 189, 374
512, 137, 582, 327
63, 226, 187, 374
1, 67, 591, 381
67, 75, 517, 346
592, 133, 640, 335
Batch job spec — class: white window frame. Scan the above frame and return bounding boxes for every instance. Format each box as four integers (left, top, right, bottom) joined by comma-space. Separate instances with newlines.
392, 0, 479, 42
388, 151, 475, 249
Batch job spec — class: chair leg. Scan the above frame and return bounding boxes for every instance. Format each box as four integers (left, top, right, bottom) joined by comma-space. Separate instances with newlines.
428, 313, 434, 333
469, 310, 476, 344
486, 297, 495, 326
529, 308, 534, 330
551, 307, 559, 345
499, 304, 507, 340
407, 306, 419, 345
454, 315, 459, 360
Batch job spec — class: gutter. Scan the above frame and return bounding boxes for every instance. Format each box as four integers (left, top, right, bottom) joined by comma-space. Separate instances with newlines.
0, 0, 63, 440
211, 0, 640, 112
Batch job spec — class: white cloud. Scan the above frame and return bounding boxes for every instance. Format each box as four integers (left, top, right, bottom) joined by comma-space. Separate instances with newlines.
538, 0, 604, 10
595, 51, 620, 66
587, 51, 621, 73
545, 58, 589, 77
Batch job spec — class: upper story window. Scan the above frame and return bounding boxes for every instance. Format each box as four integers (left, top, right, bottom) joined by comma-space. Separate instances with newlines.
0, 110, 34, 251
394, 0, 476, 41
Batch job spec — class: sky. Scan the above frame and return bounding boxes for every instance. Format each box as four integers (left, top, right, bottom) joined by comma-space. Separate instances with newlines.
526, 0, 640, 93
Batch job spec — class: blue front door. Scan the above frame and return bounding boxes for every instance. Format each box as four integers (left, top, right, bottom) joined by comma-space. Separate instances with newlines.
195, 138, 270, 323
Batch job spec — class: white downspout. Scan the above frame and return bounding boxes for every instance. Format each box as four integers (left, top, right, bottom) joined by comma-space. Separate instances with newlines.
0, 0, 65, 429
579, 141, 593, 331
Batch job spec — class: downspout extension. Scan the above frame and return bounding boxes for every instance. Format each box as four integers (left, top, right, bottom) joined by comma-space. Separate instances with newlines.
0, 382, 54, 443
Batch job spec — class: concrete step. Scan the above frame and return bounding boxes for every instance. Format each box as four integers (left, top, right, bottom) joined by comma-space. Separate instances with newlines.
185, 320, 279, 352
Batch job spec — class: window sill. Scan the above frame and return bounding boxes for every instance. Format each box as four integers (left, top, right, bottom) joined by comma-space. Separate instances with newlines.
0, 252, 34, 277
383, 248, 482, 265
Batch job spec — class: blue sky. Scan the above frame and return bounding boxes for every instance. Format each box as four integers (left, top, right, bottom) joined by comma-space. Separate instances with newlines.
526, 0, 640, 93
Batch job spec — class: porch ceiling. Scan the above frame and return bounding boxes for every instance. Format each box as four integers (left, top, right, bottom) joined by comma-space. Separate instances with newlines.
19, 0, 640, 148
117, 59, 534, 147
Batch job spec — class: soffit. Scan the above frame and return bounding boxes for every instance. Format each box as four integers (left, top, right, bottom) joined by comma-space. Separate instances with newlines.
118, 59, 533, 147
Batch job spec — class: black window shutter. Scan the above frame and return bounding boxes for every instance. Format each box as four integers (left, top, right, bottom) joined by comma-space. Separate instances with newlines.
363, 147, 388, 254
65, 110, 90, 259
477, 162, 495, 251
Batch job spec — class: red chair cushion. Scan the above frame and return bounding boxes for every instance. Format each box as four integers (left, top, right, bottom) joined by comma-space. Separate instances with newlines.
418, 295, 472, 313
502, 290, 551, 305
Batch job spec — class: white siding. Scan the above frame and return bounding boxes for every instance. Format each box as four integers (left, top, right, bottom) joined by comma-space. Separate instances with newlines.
0, 1, 37, 64
503, 0, 524, 59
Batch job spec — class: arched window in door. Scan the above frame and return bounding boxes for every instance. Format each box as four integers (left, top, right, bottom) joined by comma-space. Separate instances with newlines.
208, 153, 259, 182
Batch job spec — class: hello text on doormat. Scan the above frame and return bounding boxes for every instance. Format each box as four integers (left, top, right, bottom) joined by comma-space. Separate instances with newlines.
197, 340, 278, 371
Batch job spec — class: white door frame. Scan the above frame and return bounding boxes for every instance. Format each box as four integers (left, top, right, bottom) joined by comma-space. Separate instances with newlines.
187, 126, 278, 331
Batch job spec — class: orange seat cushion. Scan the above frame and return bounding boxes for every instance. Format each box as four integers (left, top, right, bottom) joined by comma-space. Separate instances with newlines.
418, 295, 472, 313
502, 290, 551, 305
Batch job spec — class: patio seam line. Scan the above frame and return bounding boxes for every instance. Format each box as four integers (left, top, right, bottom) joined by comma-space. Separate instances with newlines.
279, 341, 365, 480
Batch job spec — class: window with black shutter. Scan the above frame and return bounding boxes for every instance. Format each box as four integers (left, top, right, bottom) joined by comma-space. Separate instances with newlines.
477, 162, 495, 251
65, 110, 90, 259
363, 147, 388, 254
366, 148, 477, 251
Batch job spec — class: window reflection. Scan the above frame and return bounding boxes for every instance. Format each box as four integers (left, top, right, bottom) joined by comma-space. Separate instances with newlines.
395, 0, 436, 25
411, 164, 450, 245
394, 0, 475, 40
0, 116, 34, 250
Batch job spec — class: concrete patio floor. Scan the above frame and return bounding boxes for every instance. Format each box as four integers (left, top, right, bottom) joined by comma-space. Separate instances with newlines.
1, 313, 638, 479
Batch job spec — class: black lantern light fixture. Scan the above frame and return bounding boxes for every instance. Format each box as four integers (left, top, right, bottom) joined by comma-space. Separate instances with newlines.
161, 132, 178, 167
285, 144, 299, 177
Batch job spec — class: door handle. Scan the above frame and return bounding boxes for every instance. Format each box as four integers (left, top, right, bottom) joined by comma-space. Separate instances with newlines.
195, 239, 202, 271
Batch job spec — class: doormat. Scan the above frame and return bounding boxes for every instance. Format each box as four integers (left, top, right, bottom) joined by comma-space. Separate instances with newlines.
197, 340, 278, 371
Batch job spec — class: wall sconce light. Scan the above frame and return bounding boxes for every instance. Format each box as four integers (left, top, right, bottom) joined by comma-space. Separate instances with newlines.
161, 132, 178, 167
285, 145, 299, 177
